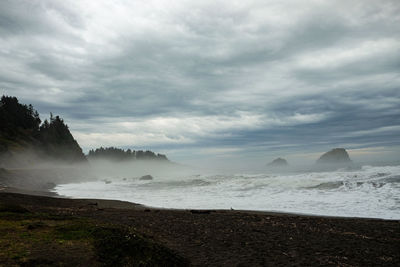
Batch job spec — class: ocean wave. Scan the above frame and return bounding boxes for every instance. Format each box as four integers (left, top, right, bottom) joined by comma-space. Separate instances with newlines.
55, 164, 400, 219
138, 178, 213, 189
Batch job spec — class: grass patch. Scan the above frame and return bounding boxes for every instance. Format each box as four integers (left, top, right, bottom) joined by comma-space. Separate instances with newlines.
93, 227, 187, 266
0, 207, 188, 266
0, 203, 29, 213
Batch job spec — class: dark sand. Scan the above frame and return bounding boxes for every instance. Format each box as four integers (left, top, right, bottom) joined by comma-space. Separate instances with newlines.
0, 189, 399, 266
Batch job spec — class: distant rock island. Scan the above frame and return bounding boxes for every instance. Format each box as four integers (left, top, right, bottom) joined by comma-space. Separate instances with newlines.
267, 158, 288, 167
316, 148, 352, 165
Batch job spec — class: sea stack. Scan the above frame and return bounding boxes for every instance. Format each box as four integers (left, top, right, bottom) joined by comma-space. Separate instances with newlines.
316, 148, 352, 165
267, 158, 288, 167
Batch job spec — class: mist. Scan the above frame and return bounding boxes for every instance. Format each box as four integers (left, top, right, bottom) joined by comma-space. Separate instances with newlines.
87, 159, 197, 182
2, 146, 398, 192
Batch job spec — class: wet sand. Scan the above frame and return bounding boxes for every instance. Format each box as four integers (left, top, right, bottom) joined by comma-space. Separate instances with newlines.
0, 190, 399, 266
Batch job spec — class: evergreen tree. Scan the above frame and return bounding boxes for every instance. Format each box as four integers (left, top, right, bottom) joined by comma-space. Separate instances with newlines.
0, 95, 86, 164
87, 147, 168, 161
38, 115, 86, 162
0, 95, 41, 138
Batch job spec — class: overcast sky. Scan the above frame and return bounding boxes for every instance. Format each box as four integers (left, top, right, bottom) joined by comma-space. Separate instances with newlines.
1, 0, 399, 168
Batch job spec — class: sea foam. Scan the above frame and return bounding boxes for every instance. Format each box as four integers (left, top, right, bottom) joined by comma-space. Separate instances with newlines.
55, 165, 400, 219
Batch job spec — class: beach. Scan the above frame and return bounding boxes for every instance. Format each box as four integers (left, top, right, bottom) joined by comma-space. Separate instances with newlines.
2, 1, 399, 265
1, 187, 399, 266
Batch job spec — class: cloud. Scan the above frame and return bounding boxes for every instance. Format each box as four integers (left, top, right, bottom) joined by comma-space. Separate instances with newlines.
73, 132, 193, 149
342, 125, 400, 138
294, 39, 400, 70
347, 146, 388, 156
72, 111, 329, 150
1, 0, 399, 165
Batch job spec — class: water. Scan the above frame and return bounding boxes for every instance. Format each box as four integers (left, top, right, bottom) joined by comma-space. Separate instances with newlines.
55, 165, 400, 220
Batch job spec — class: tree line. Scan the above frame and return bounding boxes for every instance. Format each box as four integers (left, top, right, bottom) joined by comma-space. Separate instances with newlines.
0, 95, 169, 165
0, 95, 86, 163
87, 147, 168, 161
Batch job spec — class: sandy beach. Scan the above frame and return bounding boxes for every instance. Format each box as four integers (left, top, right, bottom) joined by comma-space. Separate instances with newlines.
1, 188, 399, 266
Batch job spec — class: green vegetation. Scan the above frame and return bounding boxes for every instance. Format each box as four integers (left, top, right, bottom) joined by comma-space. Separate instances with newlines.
0, 95, 169, 166
38, 114, 87, 162
0, 204, 187, 266
0, 95, 86, 164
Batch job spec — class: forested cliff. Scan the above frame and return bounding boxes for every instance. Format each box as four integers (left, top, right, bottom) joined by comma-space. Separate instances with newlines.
0, 95, 86, 165
0, 95, 170, 167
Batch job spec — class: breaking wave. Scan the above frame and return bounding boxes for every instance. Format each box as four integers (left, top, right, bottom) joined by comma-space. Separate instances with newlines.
55, 165, 400, 219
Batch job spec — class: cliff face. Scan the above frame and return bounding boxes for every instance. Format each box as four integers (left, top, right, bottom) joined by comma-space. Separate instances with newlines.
316, 148, 351, 164
0, 96, 86, 166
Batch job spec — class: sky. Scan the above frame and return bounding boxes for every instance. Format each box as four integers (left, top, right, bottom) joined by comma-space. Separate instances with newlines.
1, 0, 399, 169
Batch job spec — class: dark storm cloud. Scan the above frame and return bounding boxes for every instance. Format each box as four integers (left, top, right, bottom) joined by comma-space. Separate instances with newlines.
0, 0, 84, 35
1, 0, 399, 165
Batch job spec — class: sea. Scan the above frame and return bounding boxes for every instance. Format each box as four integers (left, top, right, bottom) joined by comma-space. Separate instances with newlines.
54, 164, 400, 220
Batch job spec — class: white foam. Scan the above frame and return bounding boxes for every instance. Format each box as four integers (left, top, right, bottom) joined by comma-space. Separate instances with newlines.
55, 165, 400, 219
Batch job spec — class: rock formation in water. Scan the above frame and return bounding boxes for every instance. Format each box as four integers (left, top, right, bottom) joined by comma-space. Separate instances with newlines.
140, 175, 153, 180
267, 158, 288, 167
316, 148, 352, 165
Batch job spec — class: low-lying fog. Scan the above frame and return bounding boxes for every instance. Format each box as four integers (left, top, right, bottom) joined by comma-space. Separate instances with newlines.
2, 152, 399, 219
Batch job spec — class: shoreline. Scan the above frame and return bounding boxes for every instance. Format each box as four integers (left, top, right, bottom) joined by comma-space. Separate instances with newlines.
53, 187, 399, 222
1, 188, 399, 265
4, 184, 398, 222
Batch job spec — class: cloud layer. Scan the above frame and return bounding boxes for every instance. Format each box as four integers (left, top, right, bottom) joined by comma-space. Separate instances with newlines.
1, 0, 399, 166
